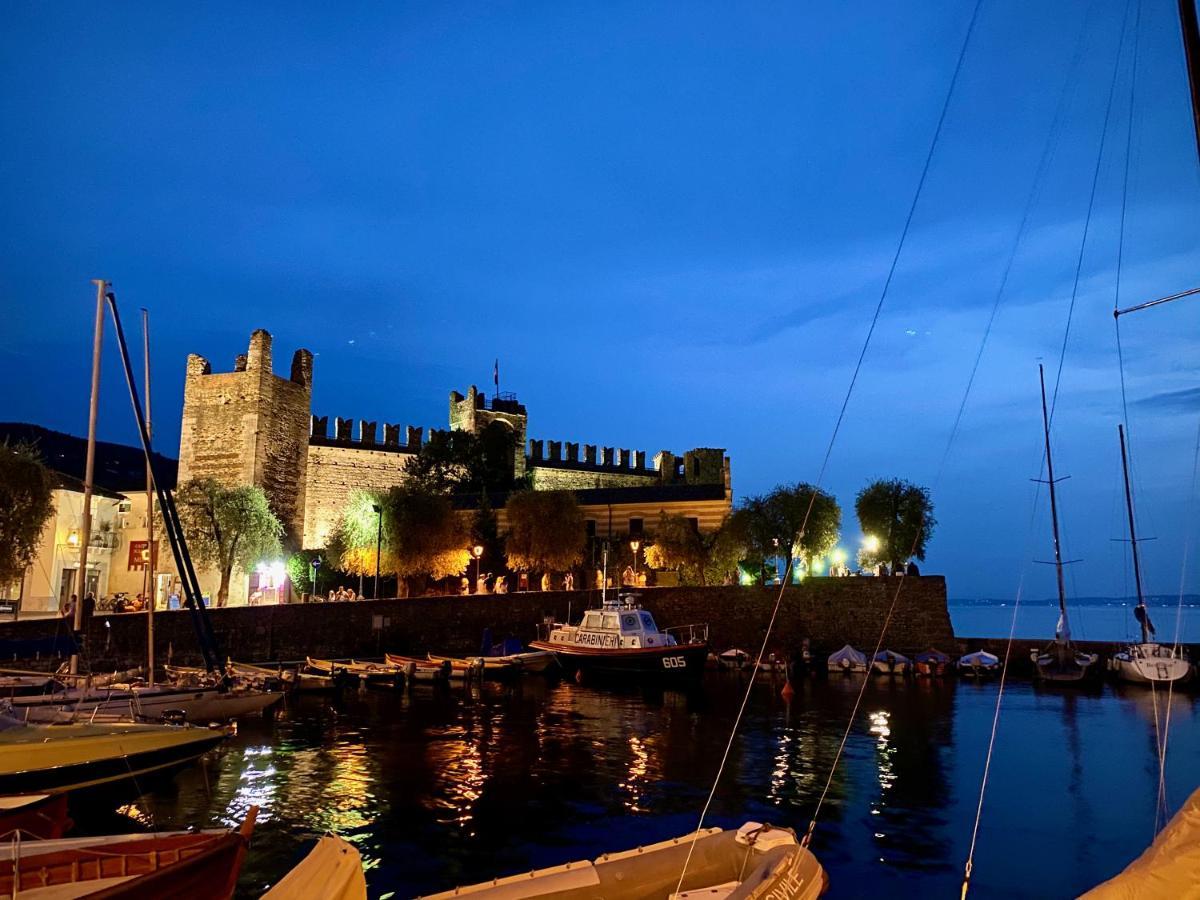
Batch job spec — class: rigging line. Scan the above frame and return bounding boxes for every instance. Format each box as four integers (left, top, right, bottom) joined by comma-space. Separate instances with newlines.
673, 1, 985, 891
1113, 0, 1142, 529
1048, 0, 1136, 427
1156, 418, 1200, 829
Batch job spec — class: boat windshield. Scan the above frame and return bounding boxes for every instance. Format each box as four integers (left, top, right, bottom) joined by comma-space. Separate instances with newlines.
639, 611, 657, 632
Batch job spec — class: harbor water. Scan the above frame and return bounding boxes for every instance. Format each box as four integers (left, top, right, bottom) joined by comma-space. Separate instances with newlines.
109, 670, 1198, 899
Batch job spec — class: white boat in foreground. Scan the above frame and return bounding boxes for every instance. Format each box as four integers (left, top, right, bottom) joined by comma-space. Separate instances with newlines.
827, 645, 868, 673
8, 682, 283, 724
1109, 642, 1191, 685
263, 834, 367, 899
420, 821, 826, 899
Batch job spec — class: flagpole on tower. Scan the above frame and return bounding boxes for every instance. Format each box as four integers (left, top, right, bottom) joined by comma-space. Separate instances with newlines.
493, 359, 499, 400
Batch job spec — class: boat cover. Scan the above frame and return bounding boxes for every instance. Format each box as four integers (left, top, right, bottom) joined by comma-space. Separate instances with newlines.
1080, 786, 1200, 899
958, 650, 999, 668
915, 649, 950, 664
264, 835, 366, 900
874, 650, 909, 664
827, 645, 867, 668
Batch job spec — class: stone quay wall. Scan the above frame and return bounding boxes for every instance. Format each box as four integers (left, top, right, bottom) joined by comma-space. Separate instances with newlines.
0, 578, 953, 672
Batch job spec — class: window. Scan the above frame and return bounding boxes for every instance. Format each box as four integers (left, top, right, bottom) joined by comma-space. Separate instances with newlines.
692, 457, 700, 477
629, 517, 644, 535
585, 519, 596, 537
620, 613, 640, 633
640, 611, 657, 632
687, 517, 699, 532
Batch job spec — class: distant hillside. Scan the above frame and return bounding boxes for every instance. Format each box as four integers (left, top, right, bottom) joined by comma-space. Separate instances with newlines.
0, 422, 178, 494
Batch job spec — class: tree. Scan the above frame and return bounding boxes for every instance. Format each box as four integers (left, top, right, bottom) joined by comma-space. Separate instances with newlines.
286, 549, 328, 597
402, 426, 518, 494
327, 486, 470, 596
0, 443, 55, 593
740, 483, 840, 574
643, 513, 748, 586
504, 490, 585, 576
855, 478, 936, 569
174, 479, 284, 606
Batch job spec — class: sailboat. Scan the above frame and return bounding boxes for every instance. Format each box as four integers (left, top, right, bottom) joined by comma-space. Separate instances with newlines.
1029, 364, 1098, 683
1107, 425, 1191, 685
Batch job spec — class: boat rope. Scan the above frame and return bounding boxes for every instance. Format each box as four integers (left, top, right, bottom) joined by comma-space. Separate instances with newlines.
962, 3, 1133, 894
1047, 0, 1135, 428
1155, 420, 1200, 831
673, 4, 984, 891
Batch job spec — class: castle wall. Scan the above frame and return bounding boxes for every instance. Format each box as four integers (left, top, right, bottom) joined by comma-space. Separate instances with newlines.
529, 466, 660, 491
303, 444, 414, 549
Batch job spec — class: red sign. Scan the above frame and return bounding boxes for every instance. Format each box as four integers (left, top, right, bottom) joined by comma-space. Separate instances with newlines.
127, 541, 157, 571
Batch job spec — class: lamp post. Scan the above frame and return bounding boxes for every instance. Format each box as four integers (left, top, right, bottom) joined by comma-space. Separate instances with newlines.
372, 504, 382, 599
472, 544, 484, 593
630, 538, 641, 583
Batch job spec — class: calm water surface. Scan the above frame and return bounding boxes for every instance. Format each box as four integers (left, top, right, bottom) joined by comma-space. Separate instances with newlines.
124, 674, 1196, 899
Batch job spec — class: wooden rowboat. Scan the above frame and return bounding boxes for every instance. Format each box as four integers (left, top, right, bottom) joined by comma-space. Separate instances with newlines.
0, 793, 71, 840
427, 654, 519, 678
420, 821, 826, 899
0, 807, 257, 899
383, 654, 456, 682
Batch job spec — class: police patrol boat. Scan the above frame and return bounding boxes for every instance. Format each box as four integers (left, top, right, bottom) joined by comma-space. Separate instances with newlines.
530, 593, 708, 680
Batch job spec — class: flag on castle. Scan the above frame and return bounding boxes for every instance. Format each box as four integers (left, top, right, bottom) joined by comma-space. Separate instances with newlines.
493, 359, 499, 396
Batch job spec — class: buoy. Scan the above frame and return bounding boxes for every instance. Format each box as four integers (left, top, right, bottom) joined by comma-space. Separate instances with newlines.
781, 680, 795, 700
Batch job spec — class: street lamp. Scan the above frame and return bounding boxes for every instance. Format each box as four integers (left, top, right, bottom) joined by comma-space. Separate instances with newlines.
630, 538, 641, 582
372, 504, 382, 599
863, 534, 881, 554
472, 544, 484, 593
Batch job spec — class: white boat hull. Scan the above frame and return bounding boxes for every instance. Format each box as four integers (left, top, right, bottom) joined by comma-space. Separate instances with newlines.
1109, 644, 1191, 684
11, 686, 283, 724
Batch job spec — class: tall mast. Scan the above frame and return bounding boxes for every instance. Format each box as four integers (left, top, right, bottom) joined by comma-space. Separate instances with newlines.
1038, 365, 1069, 638
1178, 0, 1200, 162
142, 308, 156, 686
1118, 424, 1151, 643
69, 279, 107, 675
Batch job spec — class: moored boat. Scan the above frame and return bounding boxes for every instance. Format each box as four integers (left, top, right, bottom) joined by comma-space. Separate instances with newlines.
872, 650, 910, 676
914, 648, 951, 677
382, 654, 456, 682
716, 648, 752, 670
263, 834, 367, 899
487, 649, 556, 674
826, 645, 868, 673
957, 650, 999, 678
529, 594, 708, 682
0, 807, 257, 899
8, 681, 284, 725
420, 821, 825, 899
0, 716, 228, 800
427, 654, 518, 678
0, 793, 71, 840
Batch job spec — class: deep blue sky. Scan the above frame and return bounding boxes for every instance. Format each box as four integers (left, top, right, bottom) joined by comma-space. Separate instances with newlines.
3, 1, 1199, 608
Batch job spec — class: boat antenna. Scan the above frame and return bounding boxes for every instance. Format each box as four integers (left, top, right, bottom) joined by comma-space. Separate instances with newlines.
601, 541, 608, 606
1037, 364, 1071, 642
1118, 424, 1152, 642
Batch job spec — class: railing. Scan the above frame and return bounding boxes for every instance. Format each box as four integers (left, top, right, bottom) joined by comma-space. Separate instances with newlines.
664, 623, 709, 646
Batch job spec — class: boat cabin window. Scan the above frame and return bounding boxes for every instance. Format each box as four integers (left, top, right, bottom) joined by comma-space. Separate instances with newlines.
639, 611, 657, 632
601, 613, 619, 631
620, 613, 641, 633
582, 611, 603, 630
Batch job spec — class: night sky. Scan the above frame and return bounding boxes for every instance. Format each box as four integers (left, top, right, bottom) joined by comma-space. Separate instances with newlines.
3, 1, 1198, 603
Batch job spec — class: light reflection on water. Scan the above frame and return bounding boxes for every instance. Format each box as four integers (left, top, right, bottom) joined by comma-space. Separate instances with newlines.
127, 674, 1198, 898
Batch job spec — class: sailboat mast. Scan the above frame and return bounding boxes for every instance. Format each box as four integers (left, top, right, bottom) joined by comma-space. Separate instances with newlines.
1117, 424, 1150, 642
1178, 0, 1200, 161
142, 308, 156, 686
1038, 365, 1069, 630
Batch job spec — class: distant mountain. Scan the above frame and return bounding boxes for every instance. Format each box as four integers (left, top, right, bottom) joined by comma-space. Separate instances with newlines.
0, 422, 178, 494
950, 595, 1200, 607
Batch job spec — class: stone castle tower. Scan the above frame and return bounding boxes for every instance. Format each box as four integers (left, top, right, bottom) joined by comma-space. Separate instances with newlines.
177, 330, 313, 540
448, 385, 528, 480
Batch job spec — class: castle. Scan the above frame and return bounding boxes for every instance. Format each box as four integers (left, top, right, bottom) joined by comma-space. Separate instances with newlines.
178, 331, 733, 561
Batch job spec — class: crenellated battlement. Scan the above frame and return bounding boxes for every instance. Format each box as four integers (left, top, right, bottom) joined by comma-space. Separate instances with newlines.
309, 415, 427, 454
527, 441, 727, 487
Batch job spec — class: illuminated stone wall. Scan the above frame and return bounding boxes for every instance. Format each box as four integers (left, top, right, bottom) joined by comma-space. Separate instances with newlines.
303, 442, 415, 549
177, 330, 312, 539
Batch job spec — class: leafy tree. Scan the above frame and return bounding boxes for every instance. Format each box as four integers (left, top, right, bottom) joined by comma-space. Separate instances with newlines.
402, 425, 518, 494
855, 478, 936, 569
286, 549, 328, 597
644, 513, 748, 586
740, 483, 840, 573
328, 486, 470, 596
174, 479, 284, 606
0, 443, 55, 593
505, 490, 585, 576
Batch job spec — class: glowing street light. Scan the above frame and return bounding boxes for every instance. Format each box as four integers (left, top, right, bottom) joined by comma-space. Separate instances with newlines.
862, 534, 881, 554
67, 529, 80, 548
471, 544, 484, 593
630, 538, 641, 579
372, 503, 383, 599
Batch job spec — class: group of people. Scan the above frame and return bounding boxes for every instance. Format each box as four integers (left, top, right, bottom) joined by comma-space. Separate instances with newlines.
59, 592, 95, 623
326, 586, 361, 601
459, 570, 578, 596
